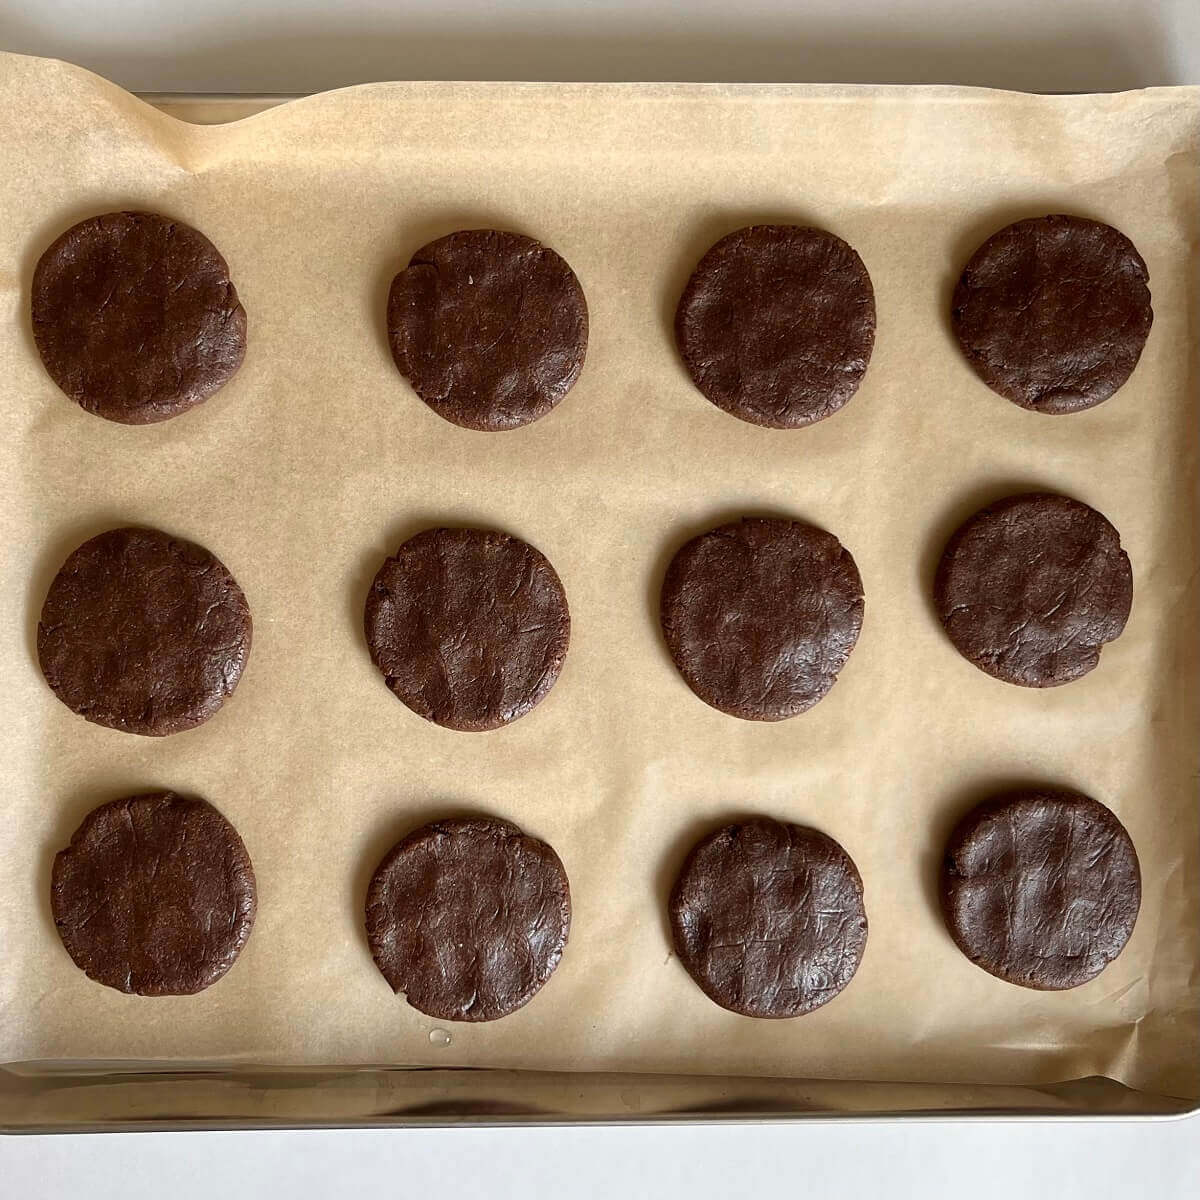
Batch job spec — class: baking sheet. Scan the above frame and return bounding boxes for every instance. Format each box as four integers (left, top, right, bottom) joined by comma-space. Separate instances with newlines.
0, 54, 1196, 1104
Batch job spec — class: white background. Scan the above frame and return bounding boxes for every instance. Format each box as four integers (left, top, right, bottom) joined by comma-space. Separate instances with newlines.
2, 1, 1197, 1196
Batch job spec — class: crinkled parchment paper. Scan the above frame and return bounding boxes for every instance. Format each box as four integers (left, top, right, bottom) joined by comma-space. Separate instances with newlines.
0, 54, 1196, 1100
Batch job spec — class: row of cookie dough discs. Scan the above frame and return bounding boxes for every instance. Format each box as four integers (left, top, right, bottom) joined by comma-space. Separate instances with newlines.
365, 791, 1137, 1009
364, 519, 866, 729
669, 788, 1141, 1015
30, 212, 1150, 430
32, 495, 1133, 741
657, 493, 1132, 722
49, 789, 1139, 1010
34, 523, 567, 738
50, 801, 574, 1017
29, 213, 589, 431
674, 213, 1151, 426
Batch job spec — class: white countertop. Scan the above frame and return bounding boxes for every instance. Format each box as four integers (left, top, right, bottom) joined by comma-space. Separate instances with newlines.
5, 1119, 1200, 1199
3, 1, 1197, 1196
4, 0, 1199, 94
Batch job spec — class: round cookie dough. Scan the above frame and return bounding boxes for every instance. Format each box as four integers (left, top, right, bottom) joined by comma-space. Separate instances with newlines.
660, 517, 864, 720
674, 225, 876, 429
37, 526, 252, 736
365, 816, 571, 1021
940, 788, 1140, 990
387, 229, 588, 431
934, 493, 1132, 688
364, 526, 569, 731
31, 211, 247, 424
51, 792, 257, 996
669, 817, 868, 1018
951, 214, 1153, 414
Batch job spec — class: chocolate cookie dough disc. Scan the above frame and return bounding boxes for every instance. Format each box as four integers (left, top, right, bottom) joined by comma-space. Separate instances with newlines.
365, 817, 571, 1021
941, 789, 1140, 990
674, 225, 876, 428
387, 229, 588, 431
670, 818, 868, 1018
660, 517, 863, 720
951, 214, 1152, 413
51, 792, 257, 995
364, 527, 569, 731
31, 211, 246, 424
37, 526, 252, 736
934, 493, 1132, 687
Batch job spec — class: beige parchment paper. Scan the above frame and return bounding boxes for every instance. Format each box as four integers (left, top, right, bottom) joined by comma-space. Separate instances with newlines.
0, 53, 1196, 1101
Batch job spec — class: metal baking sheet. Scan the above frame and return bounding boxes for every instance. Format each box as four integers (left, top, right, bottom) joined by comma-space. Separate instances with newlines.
1, 74, 1197, 1131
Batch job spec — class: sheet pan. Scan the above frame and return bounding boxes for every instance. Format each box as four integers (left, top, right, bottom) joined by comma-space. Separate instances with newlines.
0, 59, 1196, 1128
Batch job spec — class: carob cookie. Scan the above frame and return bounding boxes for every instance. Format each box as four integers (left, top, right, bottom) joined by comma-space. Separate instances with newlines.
934, 493, 1132, 687
37, 526, 252, 736
31, 211, 246, 424
940, 788, 1140, 990
669, 817, 868, 1018
365, 816, 571, 1021
660, 517, 863, 720
364, 526, 569, 731
51, 792, 257, 995
674, 225, 876, 428
387, 229, 588, 431
951, 214, 1152, 413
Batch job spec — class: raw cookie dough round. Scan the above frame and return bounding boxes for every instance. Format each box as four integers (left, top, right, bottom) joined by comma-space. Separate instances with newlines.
669, 817, 868, 1018
51, 792, 257, 995
673, 224, 876, 428
660, 517, 864, 720
37, 526, 252, 736
365, 816, 571, 1021
387, 229, 588, 431
951, 214, 1153, 413
364, 526, 570, 731
940, 788, 1140, 990
934, 493, 1132, 687
31, 210, 247, 424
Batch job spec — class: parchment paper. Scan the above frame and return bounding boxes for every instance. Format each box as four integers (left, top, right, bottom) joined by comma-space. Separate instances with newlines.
0, 53, 1196, 1101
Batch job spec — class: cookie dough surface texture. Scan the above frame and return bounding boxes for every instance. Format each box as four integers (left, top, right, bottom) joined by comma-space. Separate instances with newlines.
660, 517, 864, 720
934, 493, 1132, 687
951, 214, 1152, 413
670, 817, 868, 1018
366, 816, 572, 1022
37, 526, 252, 736
51, 792, 257, 996
388, 229, 588, 431
365, 526, 570, 731
940, 788, 1140, 990
32, 210, 246, 424
674, 224, 876, 428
